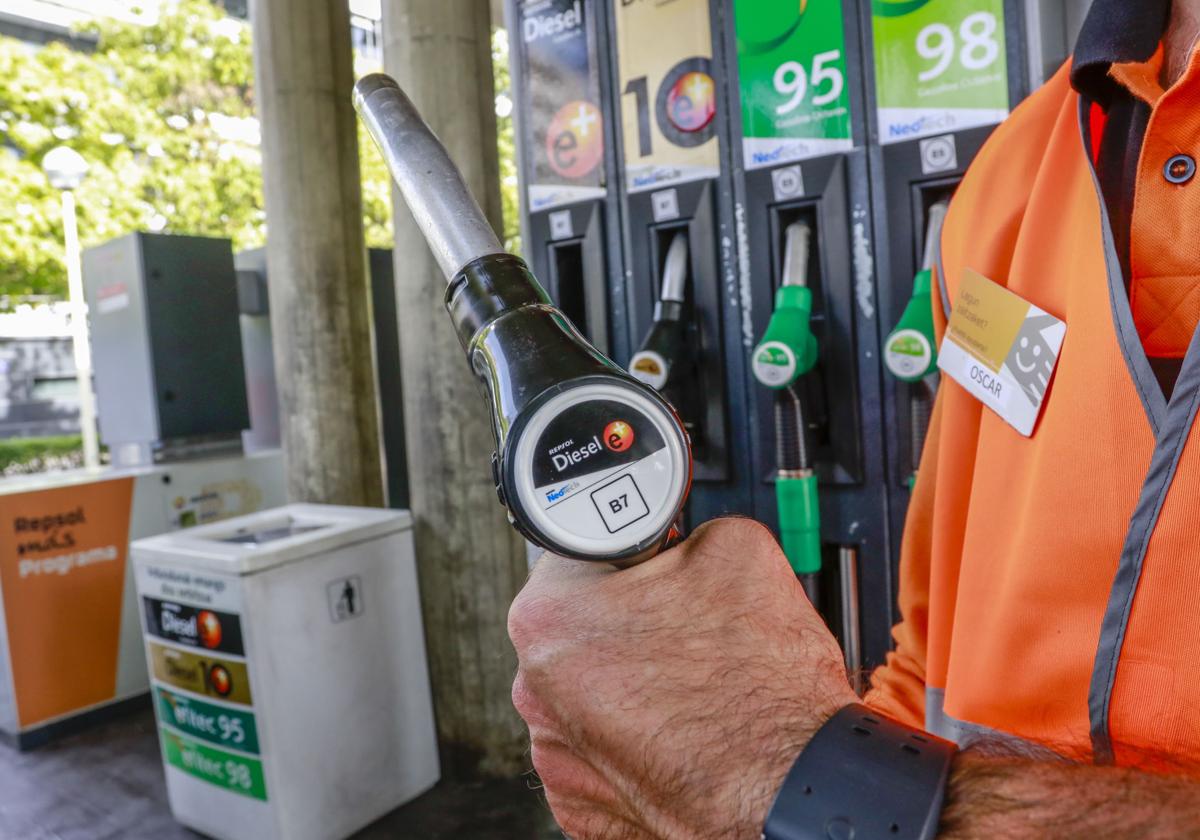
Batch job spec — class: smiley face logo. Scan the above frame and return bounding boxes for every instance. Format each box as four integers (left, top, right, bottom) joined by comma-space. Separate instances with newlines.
546, 100, 603, 180
197, 610, 222, 650
603, 420, 635, 453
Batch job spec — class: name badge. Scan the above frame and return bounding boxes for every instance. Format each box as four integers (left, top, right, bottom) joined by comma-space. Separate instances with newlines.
938, 269, 1066, 437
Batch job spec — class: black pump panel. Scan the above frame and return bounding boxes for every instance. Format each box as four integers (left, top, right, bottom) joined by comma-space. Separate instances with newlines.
629, 179, 730, 484
534, 201, 612, 355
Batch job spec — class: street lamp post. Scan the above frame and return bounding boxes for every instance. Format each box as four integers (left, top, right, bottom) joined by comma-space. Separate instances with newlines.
42, 146, 100, 471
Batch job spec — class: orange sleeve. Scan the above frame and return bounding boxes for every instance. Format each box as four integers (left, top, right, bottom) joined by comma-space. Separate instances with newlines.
864, 363, 945, 729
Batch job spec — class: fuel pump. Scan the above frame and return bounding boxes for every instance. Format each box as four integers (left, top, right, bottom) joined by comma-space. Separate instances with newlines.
862, 0, 1027, 595
627, 233, 702, 448
883, 200, 947, 483
750, 221, 821, 601
354, 74, 691, 566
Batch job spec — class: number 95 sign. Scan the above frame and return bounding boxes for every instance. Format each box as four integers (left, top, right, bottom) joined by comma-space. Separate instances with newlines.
871, 0, 1009, 144
734, 0, 855, 168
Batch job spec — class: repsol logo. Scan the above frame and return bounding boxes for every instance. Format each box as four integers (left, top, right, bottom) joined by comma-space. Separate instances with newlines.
970, 365, 1003, 398
524, 1, 582, 42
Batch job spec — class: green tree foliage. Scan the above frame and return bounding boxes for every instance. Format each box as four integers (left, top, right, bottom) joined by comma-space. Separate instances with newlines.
493, 28, 520, 255
0, 0, 499, 303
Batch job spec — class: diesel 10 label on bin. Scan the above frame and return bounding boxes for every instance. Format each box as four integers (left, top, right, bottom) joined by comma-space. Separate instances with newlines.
142, 596, 245, 656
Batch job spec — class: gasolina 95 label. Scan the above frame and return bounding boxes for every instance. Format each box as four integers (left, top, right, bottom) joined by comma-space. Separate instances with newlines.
155, 686, 259, 754
160, 727, 267, 801
734, 0, 854, 167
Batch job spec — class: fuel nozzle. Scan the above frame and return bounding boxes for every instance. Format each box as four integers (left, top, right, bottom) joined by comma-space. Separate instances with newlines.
750, 220, 821, 585
628, 233, 701, 442
751, 221, 818, 389
884, 200, 947, 383
354, 74, 692, 566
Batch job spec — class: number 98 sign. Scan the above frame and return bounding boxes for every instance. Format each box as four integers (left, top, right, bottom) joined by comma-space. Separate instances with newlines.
871, 0, 1009, 144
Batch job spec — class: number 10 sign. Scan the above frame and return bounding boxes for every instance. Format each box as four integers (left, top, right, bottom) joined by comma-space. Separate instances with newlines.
871, 0, 1009, 144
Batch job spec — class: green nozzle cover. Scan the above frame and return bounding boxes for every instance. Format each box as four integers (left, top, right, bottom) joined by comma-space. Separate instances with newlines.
883, 268, 938, 382
752, 286, 818, 389
777, 472, 820, 575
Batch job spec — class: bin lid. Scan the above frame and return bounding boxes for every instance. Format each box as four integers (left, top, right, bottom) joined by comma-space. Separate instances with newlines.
130, 503, 412, 574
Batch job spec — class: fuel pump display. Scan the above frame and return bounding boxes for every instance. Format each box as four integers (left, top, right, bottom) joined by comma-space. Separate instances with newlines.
354, 74, 691, 565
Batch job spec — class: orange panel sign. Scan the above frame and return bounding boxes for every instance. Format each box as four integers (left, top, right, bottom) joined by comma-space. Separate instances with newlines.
0, 478, 134, 726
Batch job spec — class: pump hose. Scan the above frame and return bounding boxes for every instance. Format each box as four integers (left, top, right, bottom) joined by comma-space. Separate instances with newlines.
775, 383, 811, 474
910, 376, 935, 472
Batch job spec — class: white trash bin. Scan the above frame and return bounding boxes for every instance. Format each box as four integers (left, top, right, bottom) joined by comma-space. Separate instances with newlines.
131, 504, 439, 840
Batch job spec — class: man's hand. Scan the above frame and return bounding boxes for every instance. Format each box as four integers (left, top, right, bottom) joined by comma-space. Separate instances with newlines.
508, 517, 857, 839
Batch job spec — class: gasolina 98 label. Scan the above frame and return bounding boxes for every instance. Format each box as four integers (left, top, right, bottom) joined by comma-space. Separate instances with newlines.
872, 0, 1008, 144
160, 727, 267, 801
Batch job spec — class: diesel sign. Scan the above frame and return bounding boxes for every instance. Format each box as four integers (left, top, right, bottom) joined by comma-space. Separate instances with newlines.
142, 597, 245, 657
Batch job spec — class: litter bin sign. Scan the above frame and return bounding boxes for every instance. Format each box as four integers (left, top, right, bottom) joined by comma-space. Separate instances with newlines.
132, 504, 439, 840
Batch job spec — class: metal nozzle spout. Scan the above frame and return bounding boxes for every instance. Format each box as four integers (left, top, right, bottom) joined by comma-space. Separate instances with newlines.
921, 200, 949, 271
353, 73, 505, 281
659, 233, 689, 304
781, 221, 812, 288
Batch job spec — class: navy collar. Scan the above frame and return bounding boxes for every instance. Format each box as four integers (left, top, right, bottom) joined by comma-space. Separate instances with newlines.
1071, 0, 1171, 103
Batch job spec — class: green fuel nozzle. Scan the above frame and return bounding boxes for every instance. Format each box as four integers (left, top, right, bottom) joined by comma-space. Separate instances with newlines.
752, 221, 818, 389
883, 200, 948, 383
883, 267, 937, 382
752, 220, 824, 581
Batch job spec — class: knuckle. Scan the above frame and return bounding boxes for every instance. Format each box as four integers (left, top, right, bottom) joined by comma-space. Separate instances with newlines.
510, 670, 545, 725
689, 516, 780, 564
507, 590, 563, 652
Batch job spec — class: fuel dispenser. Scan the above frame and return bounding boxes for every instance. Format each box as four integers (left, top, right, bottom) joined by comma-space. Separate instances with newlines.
862, 0, 1027, 594
506, 0, 626, 357
723, 0, 890, 671
607, 0, 754, 526
749, 221, 819, 602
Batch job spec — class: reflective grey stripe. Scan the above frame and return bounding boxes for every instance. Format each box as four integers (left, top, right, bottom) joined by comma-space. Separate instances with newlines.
1086, 323, 1200, 763
934, 224, 951, 321
925, 688, 1061, 759
1076, 97, 1167, 436
1077, 97, 1200, 764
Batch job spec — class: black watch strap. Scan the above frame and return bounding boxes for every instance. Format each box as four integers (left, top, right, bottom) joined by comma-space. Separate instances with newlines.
763, 703, 956, 840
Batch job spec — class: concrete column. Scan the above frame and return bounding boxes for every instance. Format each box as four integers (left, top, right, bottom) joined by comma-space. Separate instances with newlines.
250, 0, 385, 507
380, 0, 529, 778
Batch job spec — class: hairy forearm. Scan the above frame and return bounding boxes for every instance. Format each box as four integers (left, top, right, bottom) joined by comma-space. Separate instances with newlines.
939, 750, 1200, 839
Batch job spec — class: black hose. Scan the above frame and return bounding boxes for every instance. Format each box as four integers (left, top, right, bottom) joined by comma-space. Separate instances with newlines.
910, 377, 935, 472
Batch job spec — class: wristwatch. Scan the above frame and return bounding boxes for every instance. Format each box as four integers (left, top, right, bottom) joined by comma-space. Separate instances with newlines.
762, 703, 957, 840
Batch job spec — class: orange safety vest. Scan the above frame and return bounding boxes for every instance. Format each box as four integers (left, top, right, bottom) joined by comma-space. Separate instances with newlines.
871, 62, 1200, 769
